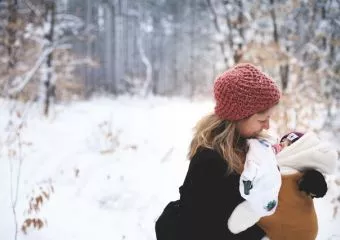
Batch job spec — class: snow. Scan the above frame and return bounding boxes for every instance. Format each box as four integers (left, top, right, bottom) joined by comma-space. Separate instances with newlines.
0, 96, 339, 240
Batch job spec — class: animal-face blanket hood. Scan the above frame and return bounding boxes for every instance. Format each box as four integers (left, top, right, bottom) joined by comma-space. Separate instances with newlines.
230, 132, 337, 240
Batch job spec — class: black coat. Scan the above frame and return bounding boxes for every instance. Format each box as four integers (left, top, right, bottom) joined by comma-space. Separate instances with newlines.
156, 147, 265, 240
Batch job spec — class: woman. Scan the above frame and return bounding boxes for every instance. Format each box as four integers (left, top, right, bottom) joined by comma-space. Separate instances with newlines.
155, 63, 323, 240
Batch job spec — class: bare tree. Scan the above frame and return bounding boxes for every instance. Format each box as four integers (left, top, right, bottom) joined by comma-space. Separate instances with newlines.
189, 0, 197, 98
3, 0, 91, 114
269, 0, 278, 44
41, 0, 56, 116
206, 0, 228, 67
103, 0, 117, 94
270, 0, 290, 93
6, 0, 19, 70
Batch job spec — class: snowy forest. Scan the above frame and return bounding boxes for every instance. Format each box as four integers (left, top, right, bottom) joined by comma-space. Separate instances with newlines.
0, 0, 340, 240
1, 0, 339, 107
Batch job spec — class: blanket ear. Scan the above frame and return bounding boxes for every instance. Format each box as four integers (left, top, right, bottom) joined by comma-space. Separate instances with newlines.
299, 170, 328, 198
227, 201, 260, 234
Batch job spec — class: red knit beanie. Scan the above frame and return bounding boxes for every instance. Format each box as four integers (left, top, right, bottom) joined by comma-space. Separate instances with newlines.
213, 63, 281, 121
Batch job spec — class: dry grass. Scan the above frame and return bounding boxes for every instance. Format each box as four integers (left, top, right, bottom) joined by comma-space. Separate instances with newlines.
21, 183, 54, 234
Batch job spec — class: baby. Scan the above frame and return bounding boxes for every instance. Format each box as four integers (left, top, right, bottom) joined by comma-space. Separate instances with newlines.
228, 131, 334, 234
272, 132, 304, 154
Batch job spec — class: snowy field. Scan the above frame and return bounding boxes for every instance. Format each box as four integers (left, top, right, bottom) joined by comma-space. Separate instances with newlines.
0, 96, 339, 240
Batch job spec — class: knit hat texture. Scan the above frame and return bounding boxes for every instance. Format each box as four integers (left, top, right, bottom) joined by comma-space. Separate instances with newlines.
214, 63, 281, 121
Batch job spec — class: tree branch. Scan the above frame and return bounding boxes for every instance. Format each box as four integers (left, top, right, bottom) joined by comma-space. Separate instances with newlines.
22, 0, 42, 17
7, 44, 71, 95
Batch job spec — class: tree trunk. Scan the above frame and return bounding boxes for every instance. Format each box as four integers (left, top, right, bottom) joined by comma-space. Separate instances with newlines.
280, 64, 289, 92
234, 0, 244, 64
151, 10, 161, 95
104, 1, 116, 94
172, 1, 179, 94
6, 0, 18, 70
237, 0, 244, 39
85, 0, 92, 95
329, 31, 335, 63
207, 0, 228, 68
138, 36, 152, 96
321, 1, 327, 50
42, 1, 56, 116
270, 0, 279, 44
189, 0, 196, 98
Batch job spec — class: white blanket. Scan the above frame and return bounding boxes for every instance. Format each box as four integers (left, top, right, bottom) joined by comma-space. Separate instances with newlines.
277, 132, 337, 174
228, 132, 338, 234
239, 139, 281, 217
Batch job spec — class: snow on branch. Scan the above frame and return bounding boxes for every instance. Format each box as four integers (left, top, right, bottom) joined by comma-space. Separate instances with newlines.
7, 44, 71, 95
22, 0, 42, 17
137, 37, 152, 96
206, 0, 222, 34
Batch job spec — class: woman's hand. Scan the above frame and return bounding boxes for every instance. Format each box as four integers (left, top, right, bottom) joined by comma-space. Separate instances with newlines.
298, 169, 328, 198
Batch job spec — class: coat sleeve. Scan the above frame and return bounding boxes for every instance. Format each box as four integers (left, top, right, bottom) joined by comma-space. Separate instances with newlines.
180, 148, 265, 240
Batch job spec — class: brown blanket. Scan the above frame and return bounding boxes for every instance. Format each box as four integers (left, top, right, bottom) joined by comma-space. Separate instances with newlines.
258, 172, 318, 240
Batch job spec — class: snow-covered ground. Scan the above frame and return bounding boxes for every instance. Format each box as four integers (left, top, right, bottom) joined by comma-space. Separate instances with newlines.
0, 96, 339, 240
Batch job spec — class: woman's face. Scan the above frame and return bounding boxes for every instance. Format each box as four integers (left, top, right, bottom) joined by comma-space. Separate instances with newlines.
236, 106, 277, 138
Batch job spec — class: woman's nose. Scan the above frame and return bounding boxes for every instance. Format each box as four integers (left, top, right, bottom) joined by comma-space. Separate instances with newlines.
262, 120, 270, 130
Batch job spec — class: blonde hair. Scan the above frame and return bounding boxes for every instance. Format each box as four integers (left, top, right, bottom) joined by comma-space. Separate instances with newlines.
188, 113, 248, 174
